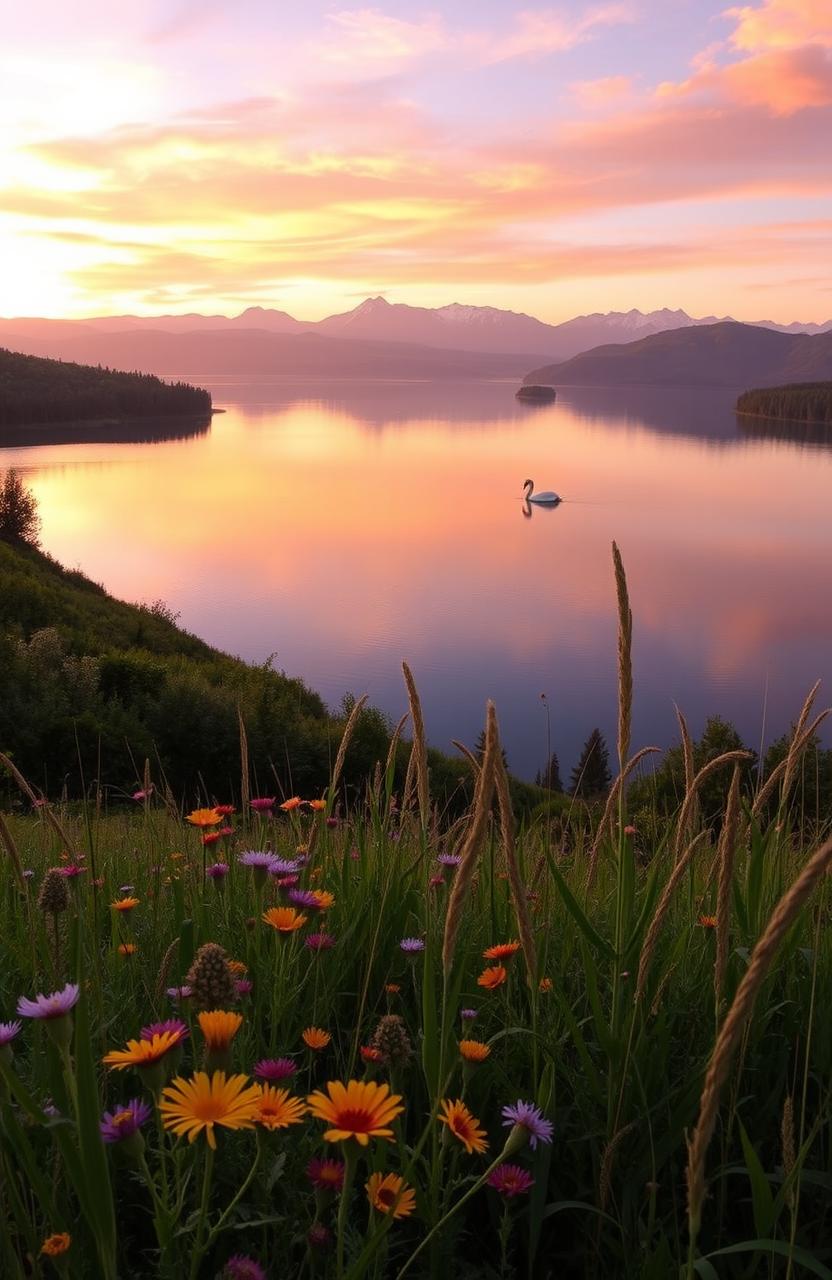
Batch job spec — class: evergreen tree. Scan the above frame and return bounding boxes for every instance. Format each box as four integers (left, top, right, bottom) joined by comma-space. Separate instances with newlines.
535, 752, 563, 792
570, 729, 611, 798
474, 728, 509, 772
0, 469, 40, 546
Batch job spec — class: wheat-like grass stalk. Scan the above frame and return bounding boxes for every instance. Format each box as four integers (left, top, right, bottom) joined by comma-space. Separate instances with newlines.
402, 743, 417, 814
238, 707, 250, 821
782, 680, 821, 801
714, 767, 741, 1008
0, 750, 81, 860
402, 662, 429, 829
585, 746, 660, 887
0, 809, 26, 890
451, 740, 482, 778
612, 541, 633, 772
599, 1122, 636, 1211
686, 833, 832, 1241
442, 701, 497, 976
636, 832, 709, 1001
672, 751, 752, 865
155, 936, 180, 997
751, 710, 830, 819
384, 712, 409, 783
782, 1094, 796, 1209
329, 693, 369, 803
493, 746, 537, 986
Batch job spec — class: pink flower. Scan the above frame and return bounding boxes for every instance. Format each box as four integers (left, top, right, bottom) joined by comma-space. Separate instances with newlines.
488, 1163, 534, 1197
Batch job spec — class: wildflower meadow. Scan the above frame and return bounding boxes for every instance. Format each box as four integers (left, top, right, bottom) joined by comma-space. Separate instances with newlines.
2, 547, 832, 1279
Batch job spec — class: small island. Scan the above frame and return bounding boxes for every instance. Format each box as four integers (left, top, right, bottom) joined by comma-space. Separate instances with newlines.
516, 384, 557, 403
0, 346, 211, 428
736, 381, 832, 426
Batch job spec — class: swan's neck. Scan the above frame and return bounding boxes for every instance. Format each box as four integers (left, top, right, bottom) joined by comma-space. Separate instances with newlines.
524, 480, 533, 498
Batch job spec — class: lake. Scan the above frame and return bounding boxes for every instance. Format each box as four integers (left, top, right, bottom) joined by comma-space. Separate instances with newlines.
4, 376, 832, 781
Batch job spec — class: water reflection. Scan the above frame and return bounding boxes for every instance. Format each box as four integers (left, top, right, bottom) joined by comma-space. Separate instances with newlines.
5, 376, 831, 779
0, 414, 211, 450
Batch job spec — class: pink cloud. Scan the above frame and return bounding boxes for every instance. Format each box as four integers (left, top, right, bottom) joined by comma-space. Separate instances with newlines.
725, 0, 832, 53
318, 8, 448, 68
571, 74, 634, 108
474, 4, 634, 63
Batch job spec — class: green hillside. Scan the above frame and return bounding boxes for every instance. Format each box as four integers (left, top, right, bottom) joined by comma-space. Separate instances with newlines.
0, 346, 210, 427
736, 381, 832, 425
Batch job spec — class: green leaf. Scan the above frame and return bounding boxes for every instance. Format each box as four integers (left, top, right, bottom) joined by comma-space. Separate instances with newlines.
737, 1118, 776, 1237
703, 1239, 832, 1278
545, 850, 615, 962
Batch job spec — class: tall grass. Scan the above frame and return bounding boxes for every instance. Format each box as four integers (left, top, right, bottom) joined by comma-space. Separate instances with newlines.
0, 546, 831, 1278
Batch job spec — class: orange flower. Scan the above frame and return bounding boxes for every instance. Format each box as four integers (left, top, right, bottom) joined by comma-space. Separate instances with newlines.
483, 941, 521, 962
439, 1099, 488, 1154
263, 906, 308, 933
302, 1027, 331, 1051
366, 1172, 416, 1219
307, 799, 326, 811
118, 943, 137, 956
41, 1233, 71, 1257
198, 1010, 243, 1053
538, 977, 553, 993
459, 1039, 490, 1063
477, 965, 507, 991
385, 984, 401, 996
308, 889, 335, 910
228, 959, 248, 976
103, 1031, 183, 1070
698, 915, 717, 929
307, 1079, 403, 1145
280, 797, 302, 811
254, 1085, 307, 1130
111, 896, 140, 913
185, 808, 222, 828
159, 1071, 260, 1148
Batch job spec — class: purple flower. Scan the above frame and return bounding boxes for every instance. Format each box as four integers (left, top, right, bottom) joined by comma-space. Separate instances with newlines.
249, 797, 275, 814
206, 862, 230, 880
58, 864, 86, 879
235, 979, 254, 996
267, 857, 301, 877
254, 1057, 296, 1082
306, 932, 336, 952
287, 888, 320, 909
487, 1163, 534, 1197
437, 854, 461, 868
23, 868, 35, 881
17, 983, 79, 1020
140, 1018, 189, 1043
166, 985, 193, 1001
460, 1008, 478, 1022
132, 788, 152, 802
501, 1100, 554, 1150
308, 1223, 333, 1249
119, 884, 134, 894
238, 850, 277, 872
221, 1255, 267, 1280
276, 874, 300, 893
0, 1020, 22, 1047
100, 1098, 152, 1143
399, 937, 425, 954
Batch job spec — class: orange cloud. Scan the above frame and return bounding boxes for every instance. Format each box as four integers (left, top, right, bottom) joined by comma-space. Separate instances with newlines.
571, 74, 634, 107
725, 0, 832, 52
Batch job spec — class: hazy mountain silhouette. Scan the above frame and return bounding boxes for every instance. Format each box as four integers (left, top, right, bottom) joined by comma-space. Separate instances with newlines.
524, 323, 832, 389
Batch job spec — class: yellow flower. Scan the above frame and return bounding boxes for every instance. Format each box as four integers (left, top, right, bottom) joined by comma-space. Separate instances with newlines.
439, 1099, 488, 1154
459, 1039, 490, 1063
254, 1085, 307, 1130
477, 965, 507, 991
111, 896, 140, 913
103, 1030, 182, 1070
302, 1026, 331, 1051
185, 808, 222, 828
198, 1010, 243, 1052
307, 1079, 404, 1145
366, 1172, 416, 1219
159, 1071, 261, 1148
263, 906, 307, 933
41, 1233, 71, 1257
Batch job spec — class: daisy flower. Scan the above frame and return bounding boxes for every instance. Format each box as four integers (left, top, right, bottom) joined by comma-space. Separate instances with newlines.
185, 808, 222, 828
459, 1039, 490, 1063
198, 1010, 243, 1053
159, 1072, 261, 1148
254, 1085, 307, 1131
438, 1099, 488, 1154
263, 906, 307, 933
366, 1172, 416, 1219
483, 941, 521, 962
302, 1027, 331, 1051
306, 1079, 403, 1145
477, 965, 507, 991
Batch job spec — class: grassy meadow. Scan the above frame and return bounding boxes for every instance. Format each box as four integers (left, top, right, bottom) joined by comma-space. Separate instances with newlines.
1, 548, 832, 1280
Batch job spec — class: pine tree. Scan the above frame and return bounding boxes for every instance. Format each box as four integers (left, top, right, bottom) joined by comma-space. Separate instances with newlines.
0, 469, 40, 546
570, 729, 612, 798
535, 752, 563, 792
474, 729, 508, 772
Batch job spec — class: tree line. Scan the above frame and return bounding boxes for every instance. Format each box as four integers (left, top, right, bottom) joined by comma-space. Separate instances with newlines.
0, 347, 211, 426
736, 382, 832, 426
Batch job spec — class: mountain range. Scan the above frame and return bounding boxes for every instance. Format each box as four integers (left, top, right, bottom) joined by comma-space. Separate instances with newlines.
2, 297, 830, 372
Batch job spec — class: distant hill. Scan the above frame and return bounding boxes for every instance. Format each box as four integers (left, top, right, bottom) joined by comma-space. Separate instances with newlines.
524, 323, 832, 390
2, 299, 829, 367
737, 382, 832, 426
0, 328, 536, 379
0, 348, 211, 427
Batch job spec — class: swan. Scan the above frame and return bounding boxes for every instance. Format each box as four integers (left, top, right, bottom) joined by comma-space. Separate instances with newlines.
523, 479, 560, 505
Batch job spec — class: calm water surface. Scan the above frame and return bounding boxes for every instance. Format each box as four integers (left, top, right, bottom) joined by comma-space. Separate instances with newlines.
5, 377, 832, 780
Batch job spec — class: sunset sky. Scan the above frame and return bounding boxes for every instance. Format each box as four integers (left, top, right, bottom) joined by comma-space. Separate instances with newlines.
2, 0, 830, 323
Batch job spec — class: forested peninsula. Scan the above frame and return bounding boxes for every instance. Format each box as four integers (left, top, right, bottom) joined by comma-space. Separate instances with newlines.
0, 347, 211, 427
736, 382, 832, 425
